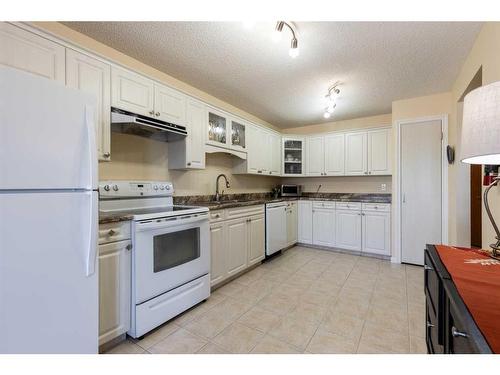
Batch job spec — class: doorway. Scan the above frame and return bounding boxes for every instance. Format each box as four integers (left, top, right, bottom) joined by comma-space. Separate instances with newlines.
398, 117, 447, 265
470, 164, 482, 248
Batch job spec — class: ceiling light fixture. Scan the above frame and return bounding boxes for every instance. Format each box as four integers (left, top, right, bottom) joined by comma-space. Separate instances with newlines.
274, 21, 299, 58
323, 84, 341, 119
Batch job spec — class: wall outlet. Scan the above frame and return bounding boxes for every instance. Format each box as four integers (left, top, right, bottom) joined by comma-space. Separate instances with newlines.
381, 183, 387, 191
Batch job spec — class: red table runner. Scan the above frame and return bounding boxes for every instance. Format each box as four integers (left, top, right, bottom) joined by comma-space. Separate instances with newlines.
435, 245, 500, 353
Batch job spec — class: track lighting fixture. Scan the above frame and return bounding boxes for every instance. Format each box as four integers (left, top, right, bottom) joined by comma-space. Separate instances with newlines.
323, 84, 340, 119
274, 21, 299, 58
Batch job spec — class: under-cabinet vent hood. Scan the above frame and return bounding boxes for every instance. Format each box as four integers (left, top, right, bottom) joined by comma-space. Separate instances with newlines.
111, 107, 187, 142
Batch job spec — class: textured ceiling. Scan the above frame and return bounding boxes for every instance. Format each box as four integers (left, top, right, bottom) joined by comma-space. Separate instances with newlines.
63, 22, 482, 128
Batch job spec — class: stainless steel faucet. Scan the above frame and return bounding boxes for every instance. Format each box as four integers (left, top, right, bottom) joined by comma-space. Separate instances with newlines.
215, 174, 230, 202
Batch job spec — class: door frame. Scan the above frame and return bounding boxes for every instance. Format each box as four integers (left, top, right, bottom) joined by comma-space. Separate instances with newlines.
392, 115, 449, 263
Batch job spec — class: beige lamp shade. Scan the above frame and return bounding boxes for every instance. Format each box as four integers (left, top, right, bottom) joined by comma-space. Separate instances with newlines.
461, 81, 500, 164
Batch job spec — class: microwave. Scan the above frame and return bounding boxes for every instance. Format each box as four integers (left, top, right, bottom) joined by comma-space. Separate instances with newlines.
281, 184, 302, 197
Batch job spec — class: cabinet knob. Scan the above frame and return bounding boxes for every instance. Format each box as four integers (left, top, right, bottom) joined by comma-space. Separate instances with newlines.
126, 244, 132, 251
149, 110, 154, 115
103, 152, 110, 158
156, 112, 160, 117
108, 229, 116, 236
426, 321, 435, 329
451, 326, 468, 338
424, 265, 433, 271
215, 214, 220, 218
187, 162, 191, 166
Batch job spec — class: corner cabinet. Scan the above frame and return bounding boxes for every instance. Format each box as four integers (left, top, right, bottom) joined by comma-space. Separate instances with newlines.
168, 98, 206, 169
282, 137, 305, 176
66, 50, 111, 161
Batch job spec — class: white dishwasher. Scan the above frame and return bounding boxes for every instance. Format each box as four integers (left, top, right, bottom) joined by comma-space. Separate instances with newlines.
266, 201, 287, 256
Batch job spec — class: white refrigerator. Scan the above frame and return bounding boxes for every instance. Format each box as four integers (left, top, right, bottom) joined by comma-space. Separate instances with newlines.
0, 66, 99, 353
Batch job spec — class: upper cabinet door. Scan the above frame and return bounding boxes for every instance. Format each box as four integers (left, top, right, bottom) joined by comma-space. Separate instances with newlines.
111, 67, 154, 118
282, 137, 305, 176
0, 23, 65, 82
66, 49, 111, 162
245, 125, 259, 174
307, 136, 325, 176
269, 133, 281, 176
368, 128, 391, 175
230, 118, 246, 151
324, 133, 345, 176
345, 131, 368, 175
207, 108, 228, 148
154, 84, 186, 125
185, 98, 206, 169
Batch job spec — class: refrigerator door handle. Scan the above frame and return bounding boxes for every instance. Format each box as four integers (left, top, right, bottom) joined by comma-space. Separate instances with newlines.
85, 105, 98, 189
86, 191, 98, 276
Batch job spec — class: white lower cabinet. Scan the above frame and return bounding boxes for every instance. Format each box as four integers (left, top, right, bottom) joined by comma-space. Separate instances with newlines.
362, 204, 391, 256
312, 202, 335, 247
209, 206, 265, 287
298, 201, 313, 244
335, 208, 362, 251
286, 201, 298, 247
98, 221, 132, 346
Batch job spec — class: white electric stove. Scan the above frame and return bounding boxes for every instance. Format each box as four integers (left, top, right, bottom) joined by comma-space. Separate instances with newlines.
99, 181, 210, 338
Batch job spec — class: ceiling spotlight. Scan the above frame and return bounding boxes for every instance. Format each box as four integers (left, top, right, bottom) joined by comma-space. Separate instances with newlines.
273, 21, 299, 58
323, 112, 331, 119
322, 84, 341, 120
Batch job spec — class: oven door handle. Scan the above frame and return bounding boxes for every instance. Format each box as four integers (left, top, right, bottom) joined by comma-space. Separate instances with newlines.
135, 213, 209, 231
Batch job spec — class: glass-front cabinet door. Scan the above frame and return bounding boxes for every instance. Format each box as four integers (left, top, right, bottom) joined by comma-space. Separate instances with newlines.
207, 109, 227, 147
282, 137, 305, 176
230, 119, 246, 151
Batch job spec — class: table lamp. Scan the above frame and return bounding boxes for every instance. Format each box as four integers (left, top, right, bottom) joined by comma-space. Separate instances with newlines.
461, 81, 500, 259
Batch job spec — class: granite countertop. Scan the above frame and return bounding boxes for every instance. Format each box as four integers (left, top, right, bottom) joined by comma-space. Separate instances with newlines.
98, 192, 391, 223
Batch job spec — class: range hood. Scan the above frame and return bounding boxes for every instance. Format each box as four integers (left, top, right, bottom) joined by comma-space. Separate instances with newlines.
111, 107, 187, 142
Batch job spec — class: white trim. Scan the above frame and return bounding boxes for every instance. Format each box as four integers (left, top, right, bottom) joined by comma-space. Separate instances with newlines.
393, 115, 449, 264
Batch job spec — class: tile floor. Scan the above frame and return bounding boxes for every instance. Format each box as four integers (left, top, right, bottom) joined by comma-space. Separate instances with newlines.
106, 246, 426, 354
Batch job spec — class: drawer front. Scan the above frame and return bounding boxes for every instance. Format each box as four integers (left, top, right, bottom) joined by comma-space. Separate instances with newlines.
362, 203, 390, 212
209, 209, 226, 223
226, 204, 265, 220
312, 201, 335, 209
98, 221, 131, 244
336, 202, 361, 211
424, 252, 440, 317
448, 302, 480, 354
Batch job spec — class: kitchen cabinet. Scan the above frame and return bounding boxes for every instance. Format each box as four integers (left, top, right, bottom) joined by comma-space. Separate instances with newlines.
247, 214, 266, 266
154, 84, 186, 125
0, 23, 65, 83
209, 205, 265, 287
168, 98, 206, 169
111, 67, 154, 118
206, 108, 228, 148
307, 136, 325, 176
269, 132, 282, 176
361, 203, 391, 256
298, 200, 313, 244
282, 137, 305, 176
345, 131, 368, 176
324, 133, 345, 175
66, 49, 111, 162
230, 118, 247, 152
98, 221, 132, 347
312, 202, 336, 247
335, 203, 362, 251
368, 128, 391, 175
286, 201, 298, 247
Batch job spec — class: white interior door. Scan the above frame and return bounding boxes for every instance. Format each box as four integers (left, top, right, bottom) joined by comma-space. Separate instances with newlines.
401, 120, 443, 265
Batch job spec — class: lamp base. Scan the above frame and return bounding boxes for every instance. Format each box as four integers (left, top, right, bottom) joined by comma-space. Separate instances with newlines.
489, 239, 500, 260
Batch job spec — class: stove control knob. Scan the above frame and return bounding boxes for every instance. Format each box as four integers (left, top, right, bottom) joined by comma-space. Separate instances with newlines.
103, 185, 110, 191
160, 185, 165, 190
153, 185, 158, 190
165, 185, 171, 190
113, 185, 119, 191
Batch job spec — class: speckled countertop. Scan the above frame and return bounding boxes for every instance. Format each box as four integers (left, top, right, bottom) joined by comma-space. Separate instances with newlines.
99, 192, 391, 223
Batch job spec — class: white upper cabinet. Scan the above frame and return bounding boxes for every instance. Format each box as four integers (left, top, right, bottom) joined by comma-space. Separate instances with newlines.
207, 107, 229, 148
168, 98, 206, 169
368, 128, 391, 175
111, 67, 154, 117
282, 137, 305, 176
66, 49, 111, 162
307, 136, 325, 176
324, 133, 345, 176
0, 23, 65, 82
245, 124, 259, 174
269, 132, 281, 176
230, 118, 246, 152
345, 131, 368, 175
154, 84, 186, 125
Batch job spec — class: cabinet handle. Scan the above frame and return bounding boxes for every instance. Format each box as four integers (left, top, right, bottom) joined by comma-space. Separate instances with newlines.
215, 214, 220, 218
155, 112, 160, 117
361, 213, 365, 216
364, 171, 368, 175
108, 229, 116, 236
426, 321, 435, 329
149, 110, 154, 115
451, 326, 468, 338
424, 265, 433, 271
258, 170, 262, 174
126, 244, 132, 251
187, 162, 191, 166
103, 152, 110, 158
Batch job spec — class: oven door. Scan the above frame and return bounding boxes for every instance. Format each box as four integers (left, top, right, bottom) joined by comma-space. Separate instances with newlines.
133, 213, 210, 304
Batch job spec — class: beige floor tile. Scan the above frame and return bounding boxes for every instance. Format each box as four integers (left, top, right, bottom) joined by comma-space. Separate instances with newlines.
409, 309, 426, 338
196, 342, 230, 354
287, 302, 328, 324
215, 281, 247, 298
148, 328, 207, 354
268, 315, 319, 350
172, 303, 212, 327
306, 329, 358, 354
257, 291, 298, 315
251, 335, 302, 354
338, 285, 374, 302
184, 309, 234, 339
235, 268, 265, 286
332, 296, 371, 319
321, 311, 365, 341
360, 321, 410, 353
366, 305, 408, 334
299, 290, 334, 307
238, 306, 282, 333
410, 335, 427, 354
135, 321, 180, 350
357, 340, 396, 354
105, 340, 146, 354
213, 322, 265, 353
